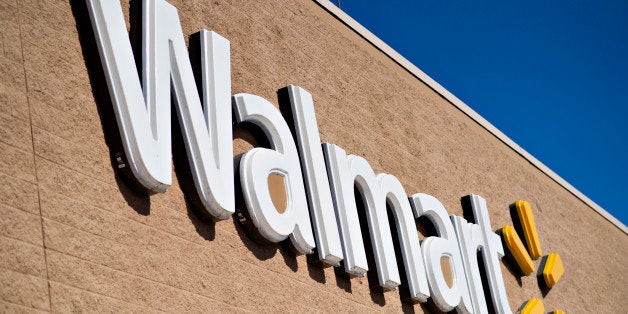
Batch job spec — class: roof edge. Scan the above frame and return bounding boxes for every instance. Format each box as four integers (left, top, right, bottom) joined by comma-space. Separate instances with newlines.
312, 0, 627, 234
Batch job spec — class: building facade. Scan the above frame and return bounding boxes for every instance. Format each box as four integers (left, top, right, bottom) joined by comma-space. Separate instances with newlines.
0, 0, 626, 312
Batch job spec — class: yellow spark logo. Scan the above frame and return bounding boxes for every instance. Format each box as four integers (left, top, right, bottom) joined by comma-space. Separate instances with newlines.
501, 200, 565, 313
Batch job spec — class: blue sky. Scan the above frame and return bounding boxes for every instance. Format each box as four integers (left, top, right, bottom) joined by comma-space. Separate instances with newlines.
335, 0, 628, 226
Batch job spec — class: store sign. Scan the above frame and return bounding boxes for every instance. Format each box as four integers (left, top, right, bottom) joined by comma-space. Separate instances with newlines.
86, 0, 514, 313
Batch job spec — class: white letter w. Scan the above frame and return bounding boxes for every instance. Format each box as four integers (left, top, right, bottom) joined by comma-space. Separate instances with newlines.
86, 0, 234, 219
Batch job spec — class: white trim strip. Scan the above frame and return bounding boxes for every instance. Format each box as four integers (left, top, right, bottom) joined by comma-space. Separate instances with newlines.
312, 0, 627, 234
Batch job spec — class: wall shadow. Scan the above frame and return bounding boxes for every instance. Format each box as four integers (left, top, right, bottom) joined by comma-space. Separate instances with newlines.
508, 203, 529, 250
70, 0, 151, 215
170, 102, 217, 241
414, 209, 457, 314
461, 196, 506, 313
389, 204, 428, 314
231, 121, 303, 272
277, 87, 337, 284
231, 122, 278, 261
387, 204, 412, 305
515, 300, 528, 313
495, 228, 524, 287
354, 186, 387, 306
461, 196, 524, 287
332, 267, 353, 293
536, 255, 551, 297
304, 254, 327, 284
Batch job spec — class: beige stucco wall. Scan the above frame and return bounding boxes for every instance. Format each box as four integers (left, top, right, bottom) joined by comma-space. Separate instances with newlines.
1, 0, 626, 312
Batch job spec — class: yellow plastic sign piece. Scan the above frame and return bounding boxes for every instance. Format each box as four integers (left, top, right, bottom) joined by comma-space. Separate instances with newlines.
551, 310, 565, 314
543, 253, 565, 287
515, 200, 542, 259
502, 226, 534, 275
520, 298, 544, 314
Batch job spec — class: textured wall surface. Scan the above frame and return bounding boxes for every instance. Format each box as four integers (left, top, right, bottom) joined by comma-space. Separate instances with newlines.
1, 0, 626, 312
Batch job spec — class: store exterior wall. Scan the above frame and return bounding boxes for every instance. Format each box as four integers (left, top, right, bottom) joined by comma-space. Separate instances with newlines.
0, 0, 626, 312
